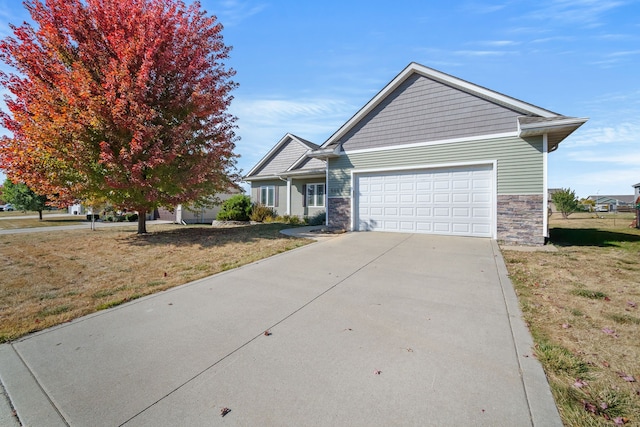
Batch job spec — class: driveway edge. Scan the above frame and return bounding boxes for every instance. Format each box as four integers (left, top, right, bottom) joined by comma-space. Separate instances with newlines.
0, 344, 67, 426
491, 240, 563, 427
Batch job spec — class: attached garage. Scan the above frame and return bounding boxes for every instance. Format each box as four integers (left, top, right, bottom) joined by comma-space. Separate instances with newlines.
354, 163, 494, 238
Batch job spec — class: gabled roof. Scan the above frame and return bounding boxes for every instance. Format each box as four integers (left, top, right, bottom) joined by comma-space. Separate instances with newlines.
244, 133, 319, 179
318, 62, 586, 151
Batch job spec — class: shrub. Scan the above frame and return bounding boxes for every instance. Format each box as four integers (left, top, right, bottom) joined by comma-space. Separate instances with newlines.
216, 194, 252, 221
305, 210, 325, 226
250, 203, 276, 222
126, 213, 138, 222
287, 215, 301, 225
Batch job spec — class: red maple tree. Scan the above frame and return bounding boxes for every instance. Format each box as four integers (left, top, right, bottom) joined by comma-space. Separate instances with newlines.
0, 0, 239, 233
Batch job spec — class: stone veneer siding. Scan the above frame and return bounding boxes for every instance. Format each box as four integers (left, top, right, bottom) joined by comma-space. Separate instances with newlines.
497, 194, 545, 246
328, 197, 351, 230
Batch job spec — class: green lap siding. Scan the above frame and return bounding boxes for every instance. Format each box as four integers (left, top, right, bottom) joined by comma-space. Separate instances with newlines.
328, 135, 543, 197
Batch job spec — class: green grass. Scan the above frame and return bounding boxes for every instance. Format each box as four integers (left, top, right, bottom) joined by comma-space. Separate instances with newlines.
571, 289, 608, 300
95, 294, 144, 311
37, 304, 72, 317
535, 340, 589, 377
504, 215, 640, 426
606, 313, 640, 325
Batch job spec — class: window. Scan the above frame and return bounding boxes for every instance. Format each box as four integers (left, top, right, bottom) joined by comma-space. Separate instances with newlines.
260, 186, 275, 207
305, 183, 325, 207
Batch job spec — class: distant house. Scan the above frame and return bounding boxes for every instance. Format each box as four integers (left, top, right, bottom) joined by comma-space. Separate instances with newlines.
157, 191, 241, 224
634, 183, 640, 201
245, 62, 588, 245
586, 195, 635, 212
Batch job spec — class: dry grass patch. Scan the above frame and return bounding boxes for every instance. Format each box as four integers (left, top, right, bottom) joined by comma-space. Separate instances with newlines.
0, 223, 311, 342
503, 213, 640, 426
0, 214, 86, 229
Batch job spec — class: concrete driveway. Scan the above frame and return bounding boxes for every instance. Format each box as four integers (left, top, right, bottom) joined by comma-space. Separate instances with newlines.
0, 232, 561, 426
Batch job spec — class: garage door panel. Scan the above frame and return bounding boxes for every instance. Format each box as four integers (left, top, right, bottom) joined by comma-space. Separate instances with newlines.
452, 223, 471, 233
400, 207, 414, 217
434, 181, 450, 190
356, 165, 493, 238
400, 182, 414, 191
473, 179, 491, 189
434, 194, 450, 203
400, 194, 414, 203
452, 193, 470, 203
433, 222, 451, 232
473, 224, 491, 234
472, 207, 491, 218
472, 193, 490, 203
452, 207, 470, 218
416, 222, 432, 232
452, 179, 471, 190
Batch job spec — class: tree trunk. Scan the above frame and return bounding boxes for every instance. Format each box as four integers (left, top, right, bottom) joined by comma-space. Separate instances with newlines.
137, 210, 147, 234
38, 210, 43, 220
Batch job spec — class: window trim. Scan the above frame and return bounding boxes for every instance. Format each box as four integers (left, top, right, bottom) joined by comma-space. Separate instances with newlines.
259, 185, 276, 207
305, 183, 325, 208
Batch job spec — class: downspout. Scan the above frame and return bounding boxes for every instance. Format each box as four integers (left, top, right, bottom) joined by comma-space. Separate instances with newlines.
542, 134, 549, 240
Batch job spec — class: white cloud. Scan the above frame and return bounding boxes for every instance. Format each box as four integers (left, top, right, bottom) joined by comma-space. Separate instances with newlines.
463, 2, 511, 14
564, 121, 640, 148
230, 97, 357, 174
453, 50, 515, 56
567, 150, 640, 165
214, 0, 268, 26
526, 0, 626, 27
553, 167, 640, 197
482, 40, 520, 46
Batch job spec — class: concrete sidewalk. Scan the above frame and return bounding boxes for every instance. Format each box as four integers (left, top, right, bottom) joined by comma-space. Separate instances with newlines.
0, 232, 561, 426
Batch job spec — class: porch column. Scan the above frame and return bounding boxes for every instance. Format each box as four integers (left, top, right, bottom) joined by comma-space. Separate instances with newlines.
286, 178, 292, 216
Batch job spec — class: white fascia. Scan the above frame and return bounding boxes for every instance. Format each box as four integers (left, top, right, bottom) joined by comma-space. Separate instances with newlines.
342, 132, 517, 155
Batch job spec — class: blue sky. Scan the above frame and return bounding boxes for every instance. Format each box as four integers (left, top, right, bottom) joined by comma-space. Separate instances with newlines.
1, 0, 639, 199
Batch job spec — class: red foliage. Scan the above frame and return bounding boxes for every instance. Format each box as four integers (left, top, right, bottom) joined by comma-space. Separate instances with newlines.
0, 0, 239, 228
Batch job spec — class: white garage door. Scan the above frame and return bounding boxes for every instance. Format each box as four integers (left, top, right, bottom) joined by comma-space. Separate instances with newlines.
355, 165, 493, 237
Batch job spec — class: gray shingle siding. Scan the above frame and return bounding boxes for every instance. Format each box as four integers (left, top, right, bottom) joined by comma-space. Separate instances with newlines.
339, 74, 522, 151
294, 156, 326, 171
253, 138, 309, 176
328, 135, 543, 197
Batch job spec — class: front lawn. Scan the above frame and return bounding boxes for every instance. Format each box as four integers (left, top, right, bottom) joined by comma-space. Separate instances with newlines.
0, 223, 311, 343
0, 209, 90, 229
503, 212, 640, 426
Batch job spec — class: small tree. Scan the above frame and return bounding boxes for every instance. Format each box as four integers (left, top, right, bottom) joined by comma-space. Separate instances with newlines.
0, 0, 239, 234
552, 188, 579, 219
2, 179, 48, 219
581, 198, 595, 212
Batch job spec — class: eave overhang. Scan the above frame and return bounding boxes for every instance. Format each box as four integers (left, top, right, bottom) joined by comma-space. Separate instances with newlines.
276, 168, 326, 178
308, 144, 341, 159
518, 116, 588, 152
